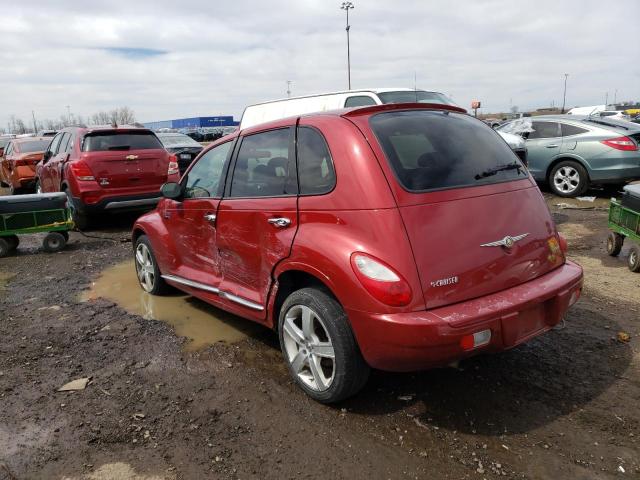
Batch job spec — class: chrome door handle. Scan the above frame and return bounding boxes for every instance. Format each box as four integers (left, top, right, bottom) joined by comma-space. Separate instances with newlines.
204, 213, 217, 224
546, 144, 559, 148
268, 217, 291, 228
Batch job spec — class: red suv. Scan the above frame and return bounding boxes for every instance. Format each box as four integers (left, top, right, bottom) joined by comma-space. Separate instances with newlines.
36, 126, 179, 228
132, 103, 583, 403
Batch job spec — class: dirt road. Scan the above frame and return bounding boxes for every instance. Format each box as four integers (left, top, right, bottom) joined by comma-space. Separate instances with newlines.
0, 190, 638, 479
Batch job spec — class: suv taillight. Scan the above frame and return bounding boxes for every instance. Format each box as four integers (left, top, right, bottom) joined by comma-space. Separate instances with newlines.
69, 160, 95, 181
600, 136, 638, 151
167, 155, 179, 176
350, 252, 412, 306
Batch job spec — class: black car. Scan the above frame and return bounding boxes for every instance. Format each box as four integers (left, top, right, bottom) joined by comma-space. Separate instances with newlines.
156, 133, 204, 175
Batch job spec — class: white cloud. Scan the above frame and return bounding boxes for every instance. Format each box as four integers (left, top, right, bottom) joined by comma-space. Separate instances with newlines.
0, 0, 638, 129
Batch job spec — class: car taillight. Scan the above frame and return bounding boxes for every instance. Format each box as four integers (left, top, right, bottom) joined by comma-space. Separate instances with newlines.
350, 252, 412, 307
167, 155, 179, 176
70, 161, 95, 181
460, 329, 492, 351
600, 136, 638, 151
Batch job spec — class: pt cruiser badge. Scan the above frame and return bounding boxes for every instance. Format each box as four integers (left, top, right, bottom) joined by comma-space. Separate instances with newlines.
480, 233, 529, 249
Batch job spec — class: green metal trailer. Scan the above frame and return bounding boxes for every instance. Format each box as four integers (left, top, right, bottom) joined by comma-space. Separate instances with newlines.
0, 193, 74, 257
606, 198, 640, 272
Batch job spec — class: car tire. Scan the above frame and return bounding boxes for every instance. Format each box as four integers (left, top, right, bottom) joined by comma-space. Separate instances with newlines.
629, 245, 640, 273
0, 238, 11, 257
278, 287, 370, 403
42, 232, 67, 253
549, 160, 589, 197
64, 189, 89, 230
606, 232, 624, 256
134, 235, 171, 295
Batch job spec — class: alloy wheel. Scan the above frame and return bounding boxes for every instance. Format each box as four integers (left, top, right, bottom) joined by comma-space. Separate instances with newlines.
135, 243, 156, 292
553, 166, 580, 194
282, 305, 336, 391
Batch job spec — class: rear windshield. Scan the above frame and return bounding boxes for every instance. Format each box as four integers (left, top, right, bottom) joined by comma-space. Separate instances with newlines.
370, 110, 527, 192
82, 131, 162, 151
378, 91, 458, 106
18, 139, 51, 153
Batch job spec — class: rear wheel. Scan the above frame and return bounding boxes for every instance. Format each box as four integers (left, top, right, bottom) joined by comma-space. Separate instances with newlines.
629, 246, 640, 273
134, 235, 171, 295
4, 235, 19, 251
278, 287, 370, 403
606, 232, 624, 256
549, 160, 589, 197
42, 232, 67, 253
64, 188, 89, 230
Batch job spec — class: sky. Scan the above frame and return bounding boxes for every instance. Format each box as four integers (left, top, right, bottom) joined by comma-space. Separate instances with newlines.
1, 0, 639, 129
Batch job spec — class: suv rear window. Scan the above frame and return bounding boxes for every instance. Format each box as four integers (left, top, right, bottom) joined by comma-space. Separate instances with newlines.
370, 110, 527, 192
82, 131, 162, 151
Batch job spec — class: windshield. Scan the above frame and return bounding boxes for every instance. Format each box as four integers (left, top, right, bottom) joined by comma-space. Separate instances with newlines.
370, 110, 527, 192
18, 139, 51, 152
82, 131, 163, 151
158, 134, 201, 147
378, 90, 458, 106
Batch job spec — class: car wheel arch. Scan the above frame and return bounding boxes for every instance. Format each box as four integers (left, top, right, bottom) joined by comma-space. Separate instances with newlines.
269, 266, 344, 331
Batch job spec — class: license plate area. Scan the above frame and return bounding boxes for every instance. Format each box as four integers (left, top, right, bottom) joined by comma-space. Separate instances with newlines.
501, 304, 547, 347
180, 153, 192, 160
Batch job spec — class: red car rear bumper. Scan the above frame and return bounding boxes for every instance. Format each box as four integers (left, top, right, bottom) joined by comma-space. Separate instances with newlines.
347, 260, 583, 372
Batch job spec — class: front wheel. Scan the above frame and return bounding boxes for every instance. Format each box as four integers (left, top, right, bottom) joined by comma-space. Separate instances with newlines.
629, 246, 640, 273
606, 232, 624, 256
134, 235, 171, 295
278, 288, 370, 403
549, 161, 589, 197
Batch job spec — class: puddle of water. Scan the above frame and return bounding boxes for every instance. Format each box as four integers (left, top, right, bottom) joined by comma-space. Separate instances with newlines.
82, 261, 260, 350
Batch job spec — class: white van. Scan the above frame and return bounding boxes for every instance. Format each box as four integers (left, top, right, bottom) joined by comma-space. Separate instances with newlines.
240, 88, 457, 130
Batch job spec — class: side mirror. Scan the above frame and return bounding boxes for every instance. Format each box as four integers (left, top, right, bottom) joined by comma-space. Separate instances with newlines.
161, 182, 183, 200
43, 150, 53, 163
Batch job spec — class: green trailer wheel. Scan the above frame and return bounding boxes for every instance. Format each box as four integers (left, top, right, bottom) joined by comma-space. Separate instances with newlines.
629, 246, 640, 273
606, 232, 624, 256
4, 235, 19, 250
42, 232, 67, 253
0, 238, 10, 257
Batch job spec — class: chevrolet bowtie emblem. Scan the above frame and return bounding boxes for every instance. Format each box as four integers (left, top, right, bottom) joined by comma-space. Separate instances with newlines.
480, 233, 529, 248
125, 154, 139, 160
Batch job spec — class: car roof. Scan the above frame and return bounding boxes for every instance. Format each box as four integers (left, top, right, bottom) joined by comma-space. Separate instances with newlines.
13, 136, 50, 143
508, 114, 640, 133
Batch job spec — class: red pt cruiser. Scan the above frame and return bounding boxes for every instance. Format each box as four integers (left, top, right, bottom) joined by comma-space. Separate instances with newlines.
133, 103, 583, 403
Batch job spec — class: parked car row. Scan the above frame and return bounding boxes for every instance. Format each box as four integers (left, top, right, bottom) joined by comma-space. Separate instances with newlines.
497, 115, 640, 196
130, 95, 583, 402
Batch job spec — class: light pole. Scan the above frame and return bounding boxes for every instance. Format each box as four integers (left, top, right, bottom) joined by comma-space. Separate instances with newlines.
561, 74, 568, 114
340, 2, 354, 90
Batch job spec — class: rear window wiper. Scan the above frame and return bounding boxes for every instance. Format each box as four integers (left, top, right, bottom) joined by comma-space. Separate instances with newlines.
108, 145, 131, 151
475, 162, 523, 180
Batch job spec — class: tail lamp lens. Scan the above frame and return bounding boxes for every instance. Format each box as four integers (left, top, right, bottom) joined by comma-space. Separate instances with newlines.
350, 253, 412, 306
70, 161, 95, 181
600, 136, 638, 151
557, 233, 568, 254
167, 155, 179, 176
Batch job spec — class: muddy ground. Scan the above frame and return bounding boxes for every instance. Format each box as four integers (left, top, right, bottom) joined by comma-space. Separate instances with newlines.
0, 186, 639, 480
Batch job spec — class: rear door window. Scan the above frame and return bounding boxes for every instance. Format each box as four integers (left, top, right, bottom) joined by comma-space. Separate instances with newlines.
229, 128, 295, 198
529, 121, 561, 139
47, 134, 63, 156
369, 110, 527, 192
297, 127, 336, 195
56, 133, 71, 154
82, 131, 163, 151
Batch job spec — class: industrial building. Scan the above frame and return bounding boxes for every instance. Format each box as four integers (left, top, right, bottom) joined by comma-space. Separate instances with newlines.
143, 116, 239, 131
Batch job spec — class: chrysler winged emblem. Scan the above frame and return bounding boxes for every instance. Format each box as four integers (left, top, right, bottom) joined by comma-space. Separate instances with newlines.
125, 154, 139, 161
480, 233, 529, 249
